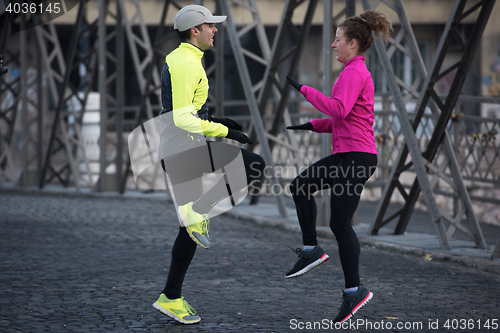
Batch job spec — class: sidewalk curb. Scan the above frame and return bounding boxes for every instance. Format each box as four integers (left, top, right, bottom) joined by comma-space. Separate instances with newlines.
0, 186, 168, 201
3, 186, 500, 275
224, 208, 500, 275
357, 238, 500, 275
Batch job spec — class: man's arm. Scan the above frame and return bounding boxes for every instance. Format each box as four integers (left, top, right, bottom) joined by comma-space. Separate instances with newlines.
170, 62, 228, 137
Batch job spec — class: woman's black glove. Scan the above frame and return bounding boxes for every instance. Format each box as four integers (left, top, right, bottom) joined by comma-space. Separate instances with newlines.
286, 76, 303, 92
226, 129, 253, 144
212, 116, 243, 131
287, 122, 313, 131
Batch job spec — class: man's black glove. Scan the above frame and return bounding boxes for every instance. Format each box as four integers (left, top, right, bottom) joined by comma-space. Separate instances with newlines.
287, 122, 313, 131
286, 76, 303, 92
212, 116, 242, 131
226, 129, 253, 144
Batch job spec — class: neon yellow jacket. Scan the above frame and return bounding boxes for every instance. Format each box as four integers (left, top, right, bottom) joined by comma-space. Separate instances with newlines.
160, 42, 228, 137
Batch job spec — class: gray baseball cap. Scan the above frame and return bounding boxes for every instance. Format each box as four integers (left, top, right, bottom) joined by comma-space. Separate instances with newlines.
174, 5, 227, 32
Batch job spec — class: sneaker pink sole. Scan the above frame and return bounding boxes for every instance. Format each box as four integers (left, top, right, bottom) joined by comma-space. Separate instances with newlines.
285, 253, 330, 278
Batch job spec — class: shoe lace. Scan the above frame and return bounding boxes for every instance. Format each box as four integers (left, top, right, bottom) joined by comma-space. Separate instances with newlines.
181, 298, 197, 316
285, 245, 302, 255
200, 215, 209, 235
339, 292, 355, 317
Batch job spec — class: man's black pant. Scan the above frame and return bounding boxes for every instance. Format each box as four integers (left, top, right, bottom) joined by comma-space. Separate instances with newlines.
162, 147, 265, 299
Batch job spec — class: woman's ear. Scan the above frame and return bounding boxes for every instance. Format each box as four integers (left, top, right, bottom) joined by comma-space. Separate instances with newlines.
350, 39, 358, 49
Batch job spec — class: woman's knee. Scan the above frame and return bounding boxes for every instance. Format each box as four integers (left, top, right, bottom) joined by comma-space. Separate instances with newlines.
289, 177, 299, 196
329, 222, 352, 236
329, 208, 355, 234
289, 175, 317, 199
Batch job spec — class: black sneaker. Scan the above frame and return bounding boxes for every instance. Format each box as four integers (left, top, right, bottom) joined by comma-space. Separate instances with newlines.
333, 285, 373, 323
284, 245, 329, 278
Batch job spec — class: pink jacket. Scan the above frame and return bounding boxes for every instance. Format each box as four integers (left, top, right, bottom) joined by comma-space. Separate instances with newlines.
301, 55, 377, 155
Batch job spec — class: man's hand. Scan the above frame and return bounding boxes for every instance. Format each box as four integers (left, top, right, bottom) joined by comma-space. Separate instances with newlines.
212, 116, 243, 131
287, 122, 313, 131
286, 76, 303, 92
226, 129, 253, 144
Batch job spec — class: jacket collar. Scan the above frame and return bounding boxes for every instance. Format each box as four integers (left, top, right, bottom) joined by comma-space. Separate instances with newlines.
345, 55, 365, 67
180, 42, 205, 59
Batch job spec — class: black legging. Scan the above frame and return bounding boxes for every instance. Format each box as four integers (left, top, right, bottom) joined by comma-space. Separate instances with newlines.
289, 152, 377, 288
162, 148, 265, 299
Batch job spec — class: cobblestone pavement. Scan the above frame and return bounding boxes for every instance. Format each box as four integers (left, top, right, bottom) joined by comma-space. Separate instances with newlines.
1, 191, 499, 332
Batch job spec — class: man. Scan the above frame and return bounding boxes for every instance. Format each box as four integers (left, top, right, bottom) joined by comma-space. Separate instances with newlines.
152, 5, 265, 324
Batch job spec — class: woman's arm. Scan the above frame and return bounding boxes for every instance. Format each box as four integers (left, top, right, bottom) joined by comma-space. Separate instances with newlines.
300, 68, 364, 119
309, 118, 332, 133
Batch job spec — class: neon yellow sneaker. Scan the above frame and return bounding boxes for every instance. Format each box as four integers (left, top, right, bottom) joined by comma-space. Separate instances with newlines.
178, 202, 210, 249
152, 294, 201, 324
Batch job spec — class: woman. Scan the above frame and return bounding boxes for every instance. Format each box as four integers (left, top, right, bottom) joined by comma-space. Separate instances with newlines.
285, 9, 392, 323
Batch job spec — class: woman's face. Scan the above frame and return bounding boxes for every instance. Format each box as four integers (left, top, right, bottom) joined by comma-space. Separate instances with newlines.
331, 27, 357, 63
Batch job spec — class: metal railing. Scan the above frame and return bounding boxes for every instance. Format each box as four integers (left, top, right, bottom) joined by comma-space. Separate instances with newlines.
235, 94, 500, 206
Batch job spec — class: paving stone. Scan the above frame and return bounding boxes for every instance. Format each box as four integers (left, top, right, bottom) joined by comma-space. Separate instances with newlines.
1, 191, 499, 332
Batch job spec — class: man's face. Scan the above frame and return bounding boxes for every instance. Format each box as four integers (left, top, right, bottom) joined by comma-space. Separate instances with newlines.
192, 23, 218, 51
